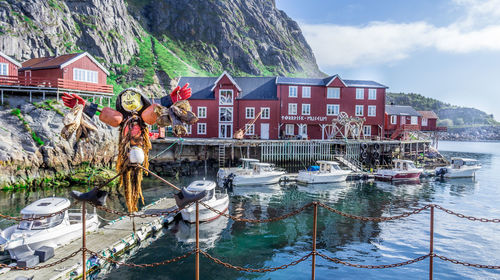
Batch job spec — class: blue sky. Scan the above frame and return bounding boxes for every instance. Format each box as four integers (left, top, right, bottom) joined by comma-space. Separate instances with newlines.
276, 0, 500, 120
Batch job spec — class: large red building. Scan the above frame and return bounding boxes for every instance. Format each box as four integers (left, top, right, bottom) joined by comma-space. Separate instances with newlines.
181, 72, 388, 140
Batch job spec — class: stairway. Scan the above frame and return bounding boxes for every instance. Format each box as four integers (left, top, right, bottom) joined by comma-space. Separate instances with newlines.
335, 156, 362, 172
218, 144, 226, 168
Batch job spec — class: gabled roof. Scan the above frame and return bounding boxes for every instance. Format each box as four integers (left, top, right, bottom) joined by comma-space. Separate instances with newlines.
386, 105, 421, 116
210, 71, 242, 92
418, 111, 438, 119
179, 76, 277, 100
20, 52, 110, 75
276, 76, 388, 88
0, 51, 22, 68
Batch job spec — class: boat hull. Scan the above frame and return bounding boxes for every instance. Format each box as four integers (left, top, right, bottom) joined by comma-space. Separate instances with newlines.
232, 172, 285, 186
181, 195, 229, 223
296, 171, 350, 184
375, 171, 422, 181
436, 166, 481, 178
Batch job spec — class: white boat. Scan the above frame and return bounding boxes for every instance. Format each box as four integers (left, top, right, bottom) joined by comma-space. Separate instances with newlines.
296, 161, 351, 184
435, 158, 481, 178
217, 158, 259, 186
173, 216, 229, 250
375, 159, 423, 181
180, 180, 229, 223
0, 197, 99, 260
231, 162, 286, 186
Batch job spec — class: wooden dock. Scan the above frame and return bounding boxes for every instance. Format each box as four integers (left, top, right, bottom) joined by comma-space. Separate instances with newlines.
2, 197, 177, 280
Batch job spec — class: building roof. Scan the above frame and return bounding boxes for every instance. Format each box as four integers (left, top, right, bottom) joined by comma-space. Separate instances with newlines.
20, 52, 110, 75
0, 51, 22, 68
386, 105, 422, 116
418, 111, 438, 119
179, 76, 278, 100
276, 75, 388, 88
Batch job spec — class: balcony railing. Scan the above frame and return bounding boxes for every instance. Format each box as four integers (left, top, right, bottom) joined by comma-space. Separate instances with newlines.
0, 75, 113, 94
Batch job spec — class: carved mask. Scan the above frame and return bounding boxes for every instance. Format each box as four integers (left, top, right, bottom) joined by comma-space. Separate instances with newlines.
121, 90, 143, 112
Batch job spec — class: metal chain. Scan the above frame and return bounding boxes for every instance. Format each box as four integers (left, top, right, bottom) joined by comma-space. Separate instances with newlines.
0, 249, 82, 270
200, 250, 313, 272
317, 202, 431, 221
316, 252, 430, 269
0, 204, 74, 221
200, 201, 314, 223
434, 254, 500, 269
433, 205, 500, 223
85, 248, 194, 268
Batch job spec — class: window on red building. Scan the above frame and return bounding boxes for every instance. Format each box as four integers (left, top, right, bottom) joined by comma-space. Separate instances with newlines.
197, 123, 206, 135
288, 103, 297, 115
246, 107, 255, 119
74, 68, 98, 83
363, 125, 371, 136
245, 124, 255, 135
368, 89, 377, 100
219, 107, 233, 122
327, 104, 339, 116
422, 118, 428, 126
302, 104, 310, 115
261, 107, 270, 119
186, 125, 192, 135
355, 105, 364, 116
302, 87, 311, 98
0, 63, 8, 75
327, 88, 340, 99
285, 124, 294, 135
197, 107, 207, 118
411, 116, 418, 125
289, 86, 298, 97
356, 88, 364, 99
219, 90, 233, 105
391, 115, 397, 124
368, 105, 376, 117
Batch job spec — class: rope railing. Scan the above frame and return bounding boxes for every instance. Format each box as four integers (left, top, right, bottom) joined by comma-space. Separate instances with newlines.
3, 165, 500, 279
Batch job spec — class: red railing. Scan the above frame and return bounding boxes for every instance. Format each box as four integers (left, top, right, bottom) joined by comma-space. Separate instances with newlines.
0, 75, 113, 93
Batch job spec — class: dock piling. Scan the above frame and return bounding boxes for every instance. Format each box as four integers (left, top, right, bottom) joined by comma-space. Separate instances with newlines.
82, 201, 87, 280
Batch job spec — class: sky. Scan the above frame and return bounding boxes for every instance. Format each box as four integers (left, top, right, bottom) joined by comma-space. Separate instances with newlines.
275, 0, 500, 120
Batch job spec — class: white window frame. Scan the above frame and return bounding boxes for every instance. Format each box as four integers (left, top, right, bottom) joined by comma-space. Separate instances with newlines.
197, 107, 207, 118
245, 107, 255, 119
326, 104, 339, 116
186, 125, 192, 135
0, 63, 8, 76
302, 104, 310, 115
411, 116, 418, 125
289, 86, 298, 98
356, 88, 364, 99
327, 88, 340, 99
368, 89, 377, 100
288, 103, 297, 115
368, 105, 376, 117
261, 107, 270, 119
219, 107, 233, 122
299, 124, 307, 136
401, 116, 406, 125
390, 115, 397, 125
219, 89, 233, 105
422, 118, 428, 126
355, 105, 364, 116
245, 124, 255, 135
363, 125, 372, 136
285, 124, 294, 135
73, 68, 98, 83
302, 86, 311, 98
197, 123, 206, 135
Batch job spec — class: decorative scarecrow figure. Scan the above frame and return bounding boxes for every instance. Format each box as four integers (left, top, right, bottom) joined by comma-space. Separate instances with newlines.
61, 85, 205, 212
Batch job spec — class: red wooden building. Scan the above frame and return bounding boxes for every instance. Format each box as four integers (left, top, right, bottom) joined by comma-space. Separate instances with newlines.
418, 111, 438, 131
384, 105, 422, 139
18, 52, 112, 93
0, 51, 21, 77
181, 72, 388, 140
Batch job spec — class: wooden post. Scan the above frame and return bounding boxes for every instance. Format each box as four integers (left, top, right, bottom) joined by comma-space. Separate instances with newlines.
82, 202, 87, 280
1, 90, 3, 105
429, 205, 434, 280
195, 201, 200, 280
312, 202, 318, 280
29, 91, 32, 102
42, 91, 45, 100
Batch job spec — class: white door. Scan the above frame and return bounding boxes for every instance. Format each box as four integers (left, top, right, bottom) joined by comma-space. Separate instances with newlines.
401, 116, 406, 125
219, 124, 232, 138
261, 123, 269, 139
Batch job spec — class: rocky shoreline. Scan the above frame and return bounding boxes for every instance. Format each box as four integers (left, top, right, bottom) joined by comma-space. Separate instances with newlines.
440, 126, 500, 141
0, 97, 118, 190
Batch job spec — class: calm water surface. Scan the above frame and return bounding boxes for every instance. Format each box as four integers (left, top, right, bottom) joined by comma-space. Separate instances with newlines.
2, 141, 500, 279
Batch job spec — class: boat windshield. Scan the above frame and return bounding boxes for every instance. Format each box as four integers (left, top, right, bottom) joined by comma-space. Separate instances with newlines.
31, 213, 65, 230
464, 160, 478, 166
407, 162, 416, 169
18, 215, 32, 230
332, 164, 341, 171
201, 189, 214, 202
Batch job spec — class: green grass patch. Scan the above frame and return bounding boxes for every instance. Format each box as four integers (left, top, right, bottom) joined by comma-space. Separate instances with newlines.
48, 0, 64, 12
11, 108, 45, 146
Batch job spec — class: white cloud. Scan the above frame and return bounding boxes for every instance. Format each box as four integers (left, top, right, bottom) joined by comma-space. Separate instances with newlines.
301, 0, 500, 68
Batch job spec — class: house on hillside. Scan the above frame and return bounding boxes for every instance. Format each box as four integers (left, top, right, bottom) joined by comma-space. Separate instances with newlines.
384, 105, 422, 139
18, 52, 112, 94
418, 111, 439, 131
180, 71, 388, 140
0, 51, 21, 77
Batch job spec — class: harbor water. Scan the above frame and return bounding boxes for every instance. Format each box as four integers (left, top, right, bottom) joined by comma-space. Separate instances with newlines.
2, 141, 500, 279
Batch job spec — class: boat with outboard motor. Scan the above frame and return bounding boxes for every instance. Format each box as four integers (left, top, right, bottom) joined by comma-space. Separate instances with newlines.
180, 180, 229, 223
374, 159, 423, 181
217, 158, 259, 186
297, 161, 351, 184
0, 197, 99, 260
435, 157, 481, 178
230, 162, 286, 186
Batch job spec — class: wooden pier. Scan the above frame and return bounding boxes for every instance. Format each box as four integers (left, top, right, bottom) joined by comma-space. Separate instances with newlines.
2, 198, 177, 280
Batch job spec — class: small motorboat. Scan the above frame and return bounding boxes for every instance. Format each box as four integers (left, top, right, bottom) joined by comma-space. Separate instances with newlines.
375, 159, 423, 181
217, 158, 259, 186
0, 197, 99, 260
435, 158, 481, 178
231, 162, 286, 186
296, 161, 351, 184
180, 180, 229, 223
